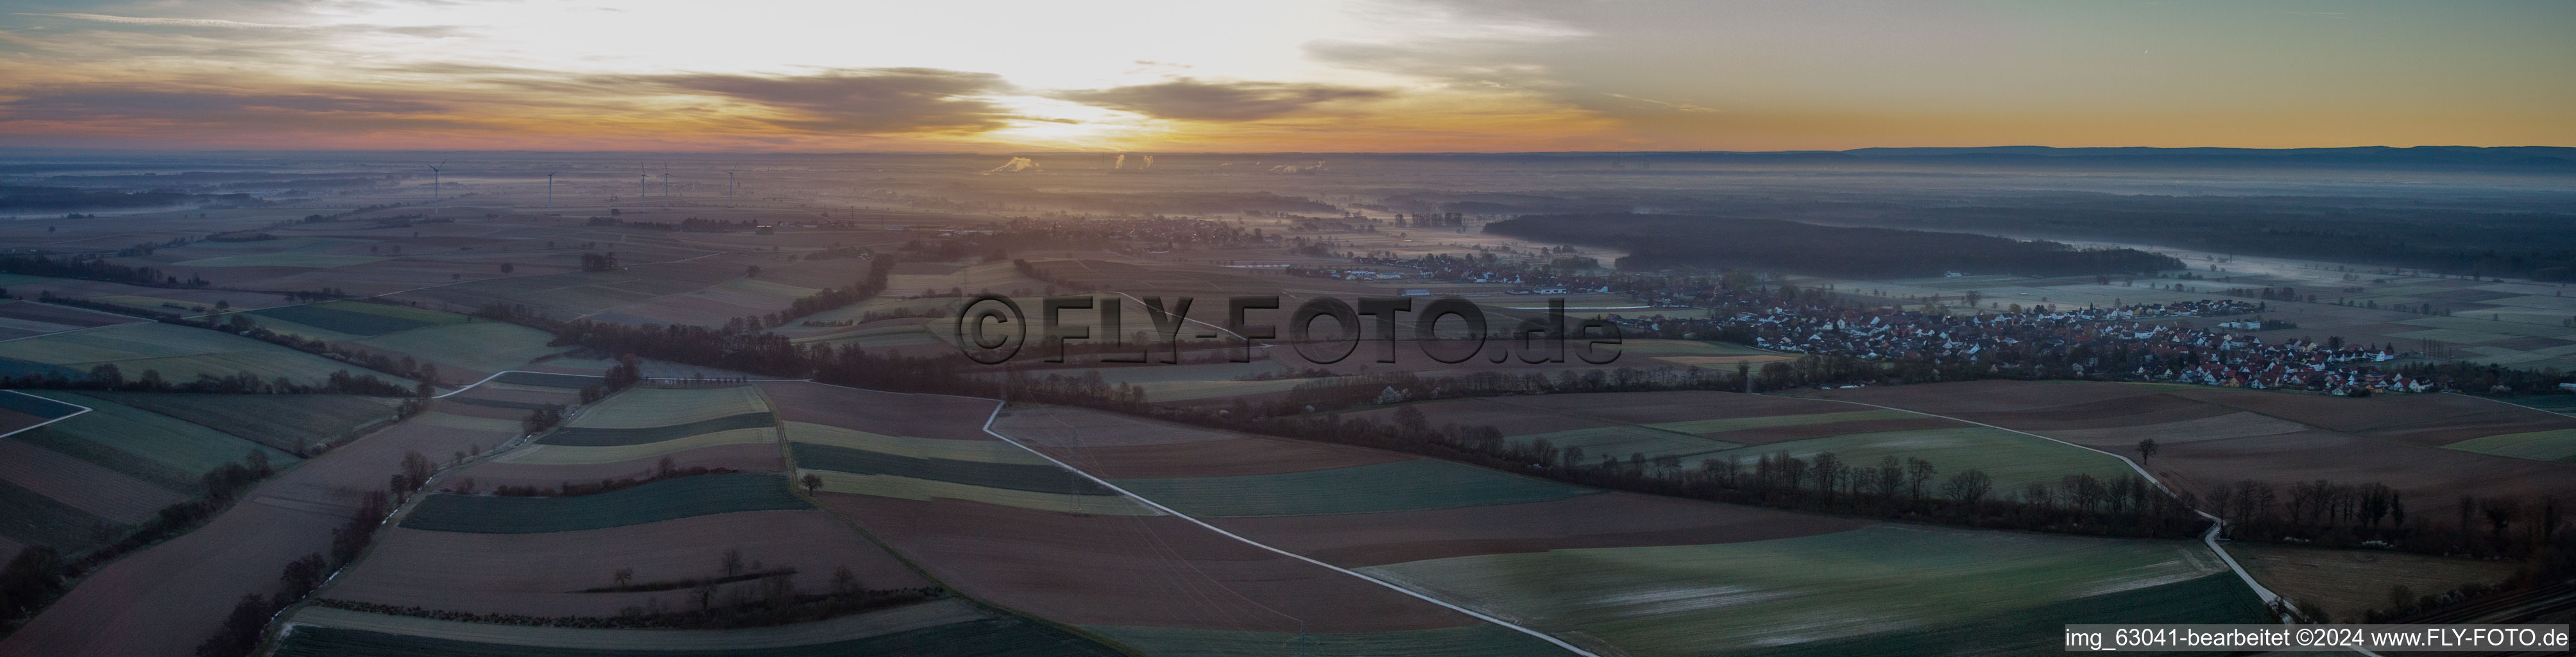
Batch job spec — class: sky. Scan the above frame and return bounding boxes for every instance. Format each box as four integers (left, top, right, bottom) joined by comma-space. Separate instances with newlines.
0, 0, 2569, 152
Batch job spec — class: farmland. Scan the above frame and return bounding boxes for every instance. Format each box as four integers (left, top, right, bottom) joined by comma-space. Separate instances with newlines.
1108, 459, 1596, 517
1352, 391, 2126, 491
0, 299, 137, 341
239, 302, 569, 375
273, 600, 1123, 656
82, 392, 398, 454
2228, 543, 2520, 622
0, 391, 392, 553
765, 382, 1569, 656
0, 399, 516, 657
328, 508, 928, 617
0, 321, 415, 387
10, 391, 296, 493
1364, 525, 2260, 656
493, 384, 779, 466
400, 473, 812, 533
4, 147, 2573, 657
993, 404, 2271, 656
1798, 380, 2576, 503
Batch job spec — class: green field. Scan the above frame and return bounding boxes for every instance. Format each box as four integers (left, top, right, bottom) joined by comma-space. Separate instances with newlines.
274, 600, 1122, 657
0, 391, 85, 419
398, 474, 809, 533
172, 237, 382, 268
808, 470, 1163, 515
570, 386, 768, 428
1108, 459, 1596, 517
85, 393, 397, 453
13, 392, 298, 492
407, 267, 744, 318
1083, 624, 1566, 657
1362, 525, 2258, 656
2442, 428, 2576, 463
359, 321, 570, 373
247, 303, 446, 337
792, 442, 1114, 495
1707, 427, 2135, 494
499, 429, 774, 466
783, 422, 1046, 465
0, 321, 416, 387
540, 413, 776, 447
2500, 395, 2576, 413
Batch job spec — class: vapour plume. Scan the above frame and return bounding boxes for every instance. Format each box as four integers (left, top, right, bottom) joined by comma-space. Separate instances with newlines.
1268, 160, 1326, 173
981, 157, 1040, 174
1140, 155, 1154, 169
1114, 153, 1125, 169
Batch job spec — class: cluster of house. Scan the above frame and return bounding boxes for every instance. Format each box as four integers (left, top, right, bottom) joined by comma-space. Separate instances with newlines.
1610, 296, 2427, 395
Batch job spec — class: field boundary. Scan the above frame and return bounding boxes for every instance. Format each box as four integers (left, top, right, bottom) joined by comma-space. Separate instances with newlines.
946, 389, 1597, 656
0, 389, 92, 439
2450, 391, 2576, 418
792, 380, 1596, 656
1796, 394, 2294, 619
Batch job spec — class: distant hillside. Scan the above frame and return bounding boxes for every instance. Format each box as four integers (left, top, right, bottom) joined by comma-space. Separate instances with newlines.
1485, 214, 2185, 278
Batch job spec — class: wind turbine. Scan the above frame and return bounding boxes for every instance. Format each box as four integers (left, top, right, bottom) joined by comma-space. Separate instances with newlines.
426, 160, 446, 215
638, 167, 648, 214
544, 171, 557, 216
726, 169, 737, 208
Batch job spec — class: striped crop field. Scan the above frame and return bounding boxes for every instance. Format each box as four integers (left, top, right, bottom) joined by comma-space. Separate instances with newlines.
0, 321, 416, 387
13, 391, 298, 492
85, 392, 398, 454
398, 474, 810, 533
245, 301, 459, 337
800, 470, 1161, 515
540, 413, 777, 447
274, 599, 1123, 657
782, 422, 1048, 465
499, 429, 776, 466
1361, 524, 2264, 656
791, 442, 1113, 495
567, 386, 769, 429
785, 418, 1148, 515
1106, 459, 1596, 517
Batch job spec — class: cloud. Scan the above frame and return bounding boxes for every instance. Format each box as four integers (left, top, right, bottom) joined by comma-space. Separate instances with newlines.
1603, 92, 1717, 114
1, 89, 447, 121
1056, 78, 1385, 121
13, 13, 296, 30
633, 68, 1020, 133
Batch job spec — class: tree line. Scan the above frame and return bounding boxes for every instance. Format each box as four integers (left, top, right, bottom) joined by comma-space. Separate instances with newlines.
0, 253, 206, 288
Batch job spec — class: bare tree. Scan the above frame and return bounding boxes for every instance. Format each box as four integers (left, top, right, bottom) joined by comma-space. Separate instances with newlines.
800, 473, 824, 495
2136, 438, 2158, 465
1942, 470, 1993, 506
613, 567, 635, 588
